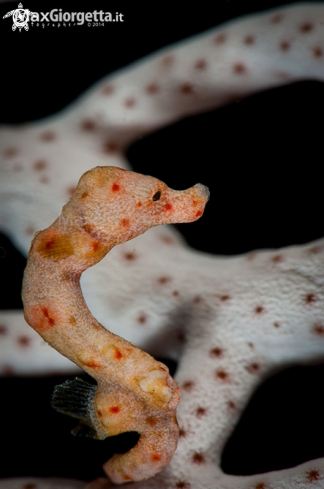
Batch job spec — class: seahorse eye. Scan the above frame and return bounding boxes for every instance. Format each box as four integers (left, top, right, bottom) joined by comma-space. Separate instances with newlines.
152, 191, 161, 201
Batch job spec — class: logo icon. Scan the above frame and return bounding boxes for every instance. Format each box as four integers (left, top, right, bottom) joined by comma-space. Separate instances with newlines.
3, 3, 36, 31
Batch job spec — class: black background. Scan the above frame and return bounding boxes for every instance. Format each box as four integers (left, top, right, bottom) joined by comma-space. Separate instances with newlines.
1, 0, 324, 483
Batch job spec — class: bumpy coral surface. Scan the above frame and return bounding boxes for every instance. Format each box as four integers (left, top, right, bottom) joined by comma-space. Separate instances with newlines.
1, 2, 324, 489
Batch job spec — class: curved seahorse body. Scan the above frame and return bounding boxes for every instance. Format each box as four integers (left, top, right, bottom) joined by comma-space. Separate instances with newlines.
22, 166, 209, 484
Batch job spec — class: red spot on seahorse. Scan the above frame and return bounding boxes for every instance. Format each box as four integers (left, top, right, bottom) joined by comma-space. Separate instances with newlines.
92, 241, 101, 252
114, 348, 123, 360
121, 218, 130, 227
122, 475, 132, 481
112, 183, 120, 192
45, 239, 56, 249
109, 406, 120, 414
25, 305, 57, 333
196, 210, 203, 217
152, 454, 161, 462
165, 203, 173, 211
42, 307, 55, 326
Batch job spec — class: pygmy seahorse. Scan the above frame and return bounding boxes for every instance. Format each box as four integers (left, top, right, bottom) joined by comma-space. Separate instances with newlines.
22, 166, 209, 484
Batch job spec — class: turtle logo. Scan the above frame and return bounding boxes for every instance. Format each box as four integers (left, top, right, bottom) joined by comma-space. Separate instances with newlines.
3, 3, 36, 31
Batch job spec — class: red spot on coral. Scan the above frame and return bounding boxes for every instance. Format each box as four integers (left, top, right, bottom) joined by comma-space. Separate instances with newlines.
228, 401, 236, 409
137, 313, 147, 324
114, 349, 123, 360
196, 210, 203, 217
23, 484, 38, 489
309, 245, 322, 254
81, 191, 89, 199
109, 406, 120, 414
103, 141, 119, 154
3, 147, 18, 158
196, 407, 207, 418
195, 58, 207, 70
214, 32, 227, 44
152, 454, 161, 462
313, 47, 323, 58
255, 306, 264, 314
124, 97, 136, 108
305, 293, 317, 304
180, 83, 194, 94
313, 324, 324, 335
0, 324, 7, 334
179, 428, 186, 438
81, 119, 96, 131
137, 201, 142, 207
280, 41, 290, 51
244, 35, 255, 45
17, 335, 31, 347
112, 183, 120, 192
233, 63, 247, 74
300, 22, 313, 33
97, 410, 103, 417
102, 84, 114, 95
2, 365, 15, 376
255, 483, 266, 489
176, 482, 191, 488
124, 251, 136, 261
177, 331, 186, 344
274, 322, 280, 328
193, 295, 202, 303
161, 235, 173, 244
33, 159, 47, 171
146, 82, 159, 94
182, 381, 194, 391
210, 347, 223, 357
161, 55, 174, 66
165, 203, 173, 211
275, 71, 292, 80
220, 294, 230, 302
246, 362, 260, 374
216, 369, 228, 381
67, 186, 76, 196
121, 218, 130, 227
40, 131, 56, 141
192, 453, 205, 464
173, 290, 179, 297
271, 14, 283, 23
306, 469, 320, 482
248, 342, 254, 348
158, 276, 171, 284
272, 254, 283, 263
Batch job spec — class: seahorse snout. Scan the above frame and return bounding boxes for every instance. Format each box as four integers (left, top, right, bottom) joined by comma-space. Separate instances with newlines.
193, 183, 210, 201
161, 182, 209, 225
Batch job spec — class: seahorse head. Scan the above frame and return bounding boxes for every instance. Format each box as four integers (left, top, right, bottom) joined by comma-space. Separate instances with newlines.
65, 166, 209, 246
